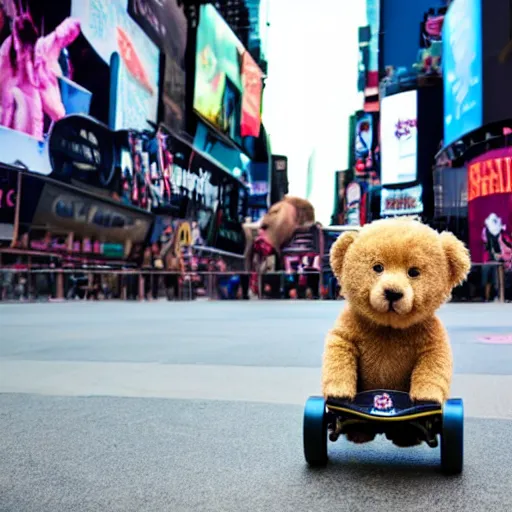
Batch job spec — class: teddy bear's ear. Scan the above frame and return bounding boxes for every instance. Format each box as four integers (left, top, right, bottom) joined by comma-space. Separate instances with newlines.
439, 231, 472, 288
330, 231, 359, 279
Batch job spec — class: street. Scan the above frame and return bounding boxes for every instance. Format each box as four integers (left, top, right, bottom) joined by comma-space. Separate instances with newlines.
1, 301, 512, 512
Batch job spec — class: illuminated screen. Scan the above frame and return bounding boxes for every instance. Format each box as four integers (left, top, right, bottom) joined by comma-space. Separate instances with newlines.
193, 4, 263, 140
442, 0, 483, 146
380, 90, 418, 186
72, 0, 160, 131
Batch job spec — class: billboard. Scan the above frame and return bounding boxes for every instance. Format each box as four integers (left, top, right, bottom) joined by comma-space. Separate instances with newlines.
380, 90, 418, 185
0, 0, 159, 173
193, 4, 263, 142
468, 147, 512, 268
71, 0, 160, 131
128, 0, 188, 132
380, 184, 424, 217
442, 0, 483, 146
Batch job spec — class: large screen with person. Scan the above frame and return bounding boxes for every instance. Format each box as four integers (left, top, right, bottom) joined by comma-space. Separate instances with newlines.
442, 0, 482, 147
380, 90, 418, 186
193, 4, 263, 143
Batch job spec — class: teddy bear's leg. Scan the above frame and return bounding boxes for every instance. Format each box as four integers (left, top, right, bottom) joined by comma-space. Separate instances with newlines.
346, 431, 376, 444
409, 326, 453, 404
321, 329, 358, 400
386, 431, 422, 448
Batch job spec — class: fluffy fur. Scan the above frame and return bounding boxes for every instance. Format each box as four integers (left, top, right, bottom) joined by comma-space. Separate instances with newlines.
322, 218, 471, 444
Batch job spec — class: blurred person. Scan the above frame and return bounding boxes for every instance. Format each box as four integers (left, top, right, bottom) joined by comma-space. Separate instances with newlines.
216, 257, 229, 299
141, 247, 153, 300
164, 248, 183, 300
481, 213, 512, 301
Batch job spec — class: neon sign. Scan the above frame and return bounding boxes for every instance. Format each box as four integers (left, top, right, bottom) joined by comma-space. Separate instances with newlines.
0, 188, 15, 209
467, 156, 512, 202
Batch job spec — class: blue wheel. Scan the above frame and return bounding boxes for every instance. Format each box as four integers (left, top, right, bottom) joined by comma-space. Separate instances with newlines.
303, 396, 328, 467
441, 398, 464, 475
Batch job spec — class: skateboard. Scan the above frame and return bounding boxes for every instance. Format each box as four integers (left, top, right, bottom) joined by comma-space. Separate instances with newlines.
303, 389, 463, 474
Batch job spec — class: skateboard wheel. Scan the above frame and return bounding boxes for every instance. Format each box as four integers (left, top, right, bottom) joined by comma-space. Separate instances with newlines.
303, 396, 328, 467
440, 398, 464, 474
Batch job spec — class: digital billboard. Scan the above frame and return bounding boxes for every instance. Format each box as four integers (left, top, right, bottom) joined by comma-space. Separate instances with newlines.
71, 0, 160, 131
380, 90, 418, 185
128, 0, 188, 132
442, 0, 483, 146
193, 4, 263, 142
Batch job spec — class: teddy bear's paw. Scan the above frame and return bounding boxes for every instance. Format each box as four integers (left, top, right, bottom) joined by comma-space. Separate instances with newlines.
346, 431, 376, 444
322, 386, 356, 401
409, 388, 444, 405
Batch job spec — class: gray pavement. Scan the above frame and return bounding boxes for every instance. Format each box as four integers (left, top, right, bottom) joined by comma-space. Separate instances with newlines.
1, 301, 512, 511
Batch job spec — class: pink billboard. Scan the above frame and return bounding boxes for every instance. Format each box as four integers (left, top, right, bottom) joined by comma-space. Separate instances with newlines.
468, 147, 512, 269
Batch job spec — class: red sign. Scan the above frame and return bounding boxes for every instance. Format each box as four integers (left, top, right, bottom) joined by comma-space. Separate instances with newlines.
468, 151, 512, 202
240, 51, 263, 138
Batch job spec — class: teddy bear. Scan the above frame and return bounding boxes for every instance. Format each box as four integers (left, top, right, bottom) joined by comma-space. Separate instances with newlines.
321, 217, 471, 446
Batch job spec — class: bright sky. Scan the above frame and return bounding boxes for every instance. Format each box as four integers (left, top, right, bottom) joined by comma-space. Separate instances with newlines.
262, 0, 367, 225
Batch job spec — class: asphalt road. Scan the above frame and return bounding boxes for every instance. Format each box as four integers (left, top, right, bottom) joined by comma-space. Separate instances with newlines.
1, 301, 512, 512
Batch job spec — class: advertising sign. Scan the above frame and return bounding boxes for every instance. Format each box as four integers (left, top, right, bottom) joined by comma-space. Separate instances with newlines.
32, 182, 153, 253
72, 0, 160, 131
442, 0, 483, 146
380, 184, 424, 216
468, 147, 512, 267
346, 182, 362, 226
128, 0, 188, 131
193, 4, 263, 141
380, 90, 418, 186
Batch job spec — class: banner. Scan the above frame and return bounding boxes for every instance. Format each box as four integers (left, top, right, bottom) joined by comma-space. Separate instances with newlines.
380, 184, 424, 216
468, 148, 512, 267
240, 51, 263, 138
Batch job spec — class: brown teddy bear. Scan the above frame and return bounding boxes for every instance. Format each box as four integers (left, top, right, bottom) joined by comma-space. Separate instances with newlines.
321, 217, 471, 445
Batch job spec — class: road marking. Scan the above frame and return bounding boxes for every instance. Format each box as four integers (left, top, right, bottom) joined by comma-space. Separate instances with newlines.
478, 335, 512, 344
0, 360, 511, 420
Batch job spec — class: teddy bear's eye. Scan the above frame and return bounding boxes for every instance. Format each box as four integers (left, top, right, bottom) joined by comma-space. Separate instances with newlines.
408, 267, 421, 278
373, 264, 384, 274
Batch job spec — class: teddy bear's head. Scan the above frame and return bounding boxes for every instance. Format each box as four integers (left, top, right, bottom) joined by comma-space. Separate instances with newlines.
330, 218, 471, 329
253, 196, 315, 255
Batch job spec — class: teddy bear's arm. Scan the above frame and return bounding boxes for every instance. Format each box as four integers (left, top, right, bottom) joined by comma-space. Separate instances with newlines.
321, 327, 359, 400
409, 321, 453, 404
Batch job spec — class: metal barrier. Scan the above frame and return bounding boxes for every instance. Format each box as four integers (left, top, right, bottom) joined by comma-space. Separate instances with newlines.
0, 263, 508, 302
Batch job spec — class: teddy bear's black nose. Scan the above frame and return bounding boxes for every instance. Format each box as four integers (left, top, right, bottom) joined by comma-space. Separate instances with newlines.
384, 289, 404, 303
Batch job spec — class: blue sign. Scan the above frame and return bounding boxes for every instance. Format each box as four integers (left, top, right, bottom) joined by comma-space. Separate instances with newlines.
442, 0, 483, 146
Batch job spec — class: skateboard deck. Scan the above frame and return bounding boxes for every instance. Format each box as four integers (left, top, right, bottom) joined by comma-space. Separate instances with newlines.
326, 390, 442, 421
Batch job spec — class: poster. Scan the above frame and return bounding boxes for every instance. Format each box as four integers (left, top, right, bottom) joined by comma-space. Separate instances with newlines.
468, 148, 512, 268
